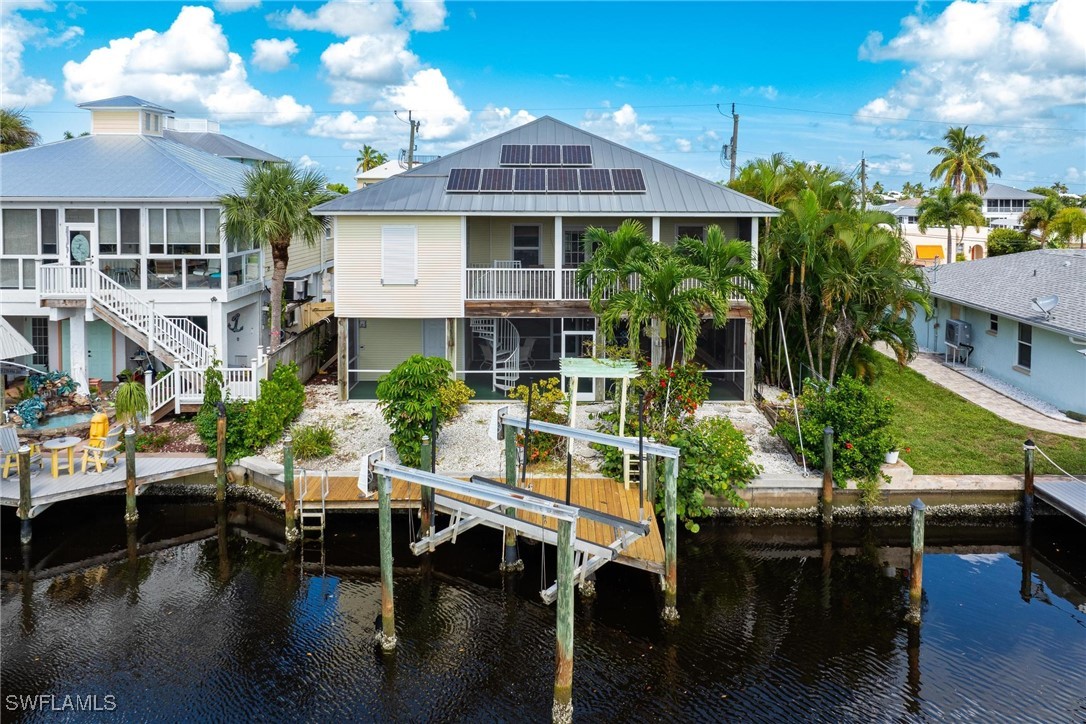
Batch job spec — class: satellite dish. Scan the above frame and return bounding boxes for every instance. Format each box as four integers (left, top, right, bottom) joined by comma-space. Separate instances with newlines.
1031, 295, 1059, 318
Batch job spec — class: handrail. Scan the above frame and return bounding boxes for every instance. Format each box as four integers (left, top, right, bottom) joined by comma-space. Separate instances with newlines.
148, 370, 175, 412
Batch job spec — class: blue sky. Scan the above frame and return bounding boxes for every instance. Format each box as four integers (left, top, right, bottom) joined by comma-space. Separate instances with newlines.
4, 0, 1084, 192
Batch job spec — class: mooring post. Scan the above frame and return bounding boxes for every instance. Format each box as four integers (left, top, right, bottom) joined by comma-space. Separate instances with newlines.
17, 446, 32, 545
430, 405, 438, 473
419, 435, 433, 545
215, 402, 227, 502
1023, 439, 1035, 524
820, 521, 832, 612
552, 518, 575, 724
376, 472, 396, 652
501, 426, 523, 572
124, 428, 138, 523
821, 426, 834, 525
907, 498, 926, 622
1020, 516, 1034, 603
283, 434, 298, 543
662, 456, 679, 621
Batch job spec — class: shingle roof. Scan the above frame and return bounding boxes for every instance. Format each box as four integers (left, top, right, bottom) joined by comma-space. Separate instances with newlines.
925, 249, 1086, 337
314, 116, 779, 216
0, 135, 249, 200
76, 95, 174, 113
162, 129, 283, 163
983, 183, 1045, 201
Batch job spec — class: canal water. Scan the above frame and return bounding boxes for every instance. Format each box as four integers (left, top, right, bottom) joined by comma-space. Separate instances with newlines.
2, 499, 1084, 722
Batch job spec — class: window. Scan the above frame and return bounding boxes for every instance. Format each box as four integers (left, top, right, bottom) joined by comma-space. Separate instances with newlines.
65, 208, 94, 223
98, 208, 118, 254
41, 209, 58, 254
381, 225, 417, 285
148, 209, 165, 253
512, 225, 541, 267
31, 319, 48, 368
1017, 323, 1032, 370
563, 229, 589, 268
119, 209, 140, 254
677, 225, 705, 241
204, 209, 221, 254
989, 314, 998, 334
144, 112, 151, 132
2, 209, 37, 254
166, 209, 201, 254
153, 114, 160, 132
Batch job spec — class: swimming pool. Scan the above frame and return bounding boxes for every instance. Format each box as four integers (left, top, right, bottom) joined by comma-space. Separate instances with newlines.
25, 410, 97, 430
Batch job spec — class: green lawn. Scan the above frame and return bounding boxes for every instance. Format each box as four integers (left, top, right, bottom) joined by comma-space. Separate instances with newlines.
871, 358, 1086, 475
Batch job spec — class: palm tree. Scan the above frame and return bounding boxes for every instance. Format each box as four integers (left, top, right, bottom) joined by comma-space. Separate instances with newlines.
928, 126, 1002, 194
220, 163, 336, 347
675, 224, 767, 328
355, 144, 389, 173
1050, 207, 1086, 248
114, 380, 149, 430
574, 220, 654, 310
0, 108, 40, 152
1021, 195, 1065, 248
917, 187, 984, 263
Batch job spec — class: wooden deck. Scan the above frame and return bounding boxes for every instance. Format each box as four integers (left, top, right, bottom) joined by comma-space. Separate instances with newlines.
294, 474, 665, 574
1036, 479, 1086, 526
0, 456, 217, 513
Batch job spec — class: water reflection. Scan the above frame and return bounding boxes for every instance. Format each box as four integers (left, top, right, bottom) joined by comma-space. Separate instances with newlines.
2, 501, 1084, 721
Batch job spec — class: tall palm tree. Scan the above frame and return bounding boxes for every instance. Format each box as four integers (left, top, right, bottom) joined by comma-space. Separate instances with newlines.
1021, 195, 1065, 248
1050, 207, 1086, 248
220, 163, 336, 347
928, 126, 1002, 194
355, 144, 389, 173
675, 224, 767, 328
917, 186, 984, 263
0, 108, 40, 152
575, 219, 654, 309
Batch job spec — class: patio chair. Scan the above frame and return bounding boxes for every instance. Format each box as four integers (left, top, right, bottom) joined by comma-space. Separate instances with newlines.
81, 424, 124, 474
1, 426, 42, 478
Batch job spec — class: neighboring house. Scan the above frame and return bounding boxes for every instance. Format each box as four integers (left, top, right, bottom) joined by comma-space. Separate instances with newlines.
0, 96, 326, 412
982, 183, 1045, 229
911, 249, 1086, 416
874, 198, 989, 264
354, 157, 439, 189
315, 116, 779, 402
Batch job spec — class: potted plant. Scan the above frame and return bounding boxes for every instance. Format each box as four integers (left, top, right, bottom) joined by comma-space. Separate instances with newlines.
884, 444, 900, 465
113, 380, 149, 431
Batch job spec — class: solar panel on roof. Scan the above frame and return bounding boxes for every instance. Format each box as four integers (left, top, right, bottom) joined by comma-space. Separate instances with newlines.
579, 169, 612, 192
531, 144, 561, 165
499, 144, 531, 165
446, 168, 481, 192
611, 168, 647, 192
561, 145, 592, 166
547, 168, 579, 192
514, 168, 546, 192
480, 168, 514, 191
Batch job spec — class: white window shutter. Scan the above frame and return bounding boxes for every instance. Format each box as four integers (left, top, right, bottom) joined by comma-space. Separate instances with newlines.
381, 225, 417, 285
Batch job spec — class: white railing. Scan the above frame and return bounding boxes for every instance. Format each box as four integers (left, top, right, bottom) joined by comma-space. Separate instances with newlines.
148, 370, 175, 413
562, 269, 592, 301
174, 365, 263, 410
166, 317, 209, 350
39, 264, 88, 297
466, 268, 555, 300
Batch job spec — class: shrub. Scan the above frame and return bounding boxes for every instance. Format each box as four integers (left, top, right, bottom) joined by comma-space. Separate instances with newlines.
195, 365, 253, 464
437, 378, 475, 420
113, 380, 149, 429
775, 375, 894, 488
292, 423, 335, 460
987, 228, 1038, 257
135, 428, 171, 452
244, 362, 306, 451
666, 417, 761, 531
376, 355, 455, 467
508, 377, 568, 463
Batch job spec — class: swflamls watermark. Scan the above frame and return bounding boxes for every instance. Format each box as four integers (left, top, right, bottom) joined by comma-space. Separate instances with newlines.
5, 694, 117, 712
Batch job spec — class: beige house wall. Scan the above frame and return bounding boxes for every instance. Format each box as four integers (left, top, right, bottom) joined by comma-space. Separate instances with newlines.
91, 110, 140, 135
335, 215, 463, 318
466, 216, 556, 268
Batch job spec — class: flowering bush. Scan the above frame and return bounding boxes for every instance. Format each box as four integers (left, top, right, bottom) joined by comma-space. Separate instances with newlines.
508, 377, 567, 463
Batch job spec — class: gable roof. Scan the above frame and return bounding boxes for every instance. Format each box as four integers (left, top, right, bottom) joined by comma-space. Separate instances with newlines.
76, 95, 174, 113
925, 249, 1086, 338
314, 116, 779, 216
0, 135, 249, 200
983, 183, 1044, 201
162, 129, 283, 163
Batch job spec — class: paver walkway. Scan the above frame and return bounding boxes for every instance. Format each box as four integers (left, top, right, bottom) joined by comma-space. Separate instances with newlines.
882, 347, 1086, 439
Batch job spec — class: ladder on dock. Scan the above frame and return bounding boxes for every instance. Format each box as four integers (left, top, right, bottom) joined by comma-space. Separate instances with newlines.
298, 469, 329, 540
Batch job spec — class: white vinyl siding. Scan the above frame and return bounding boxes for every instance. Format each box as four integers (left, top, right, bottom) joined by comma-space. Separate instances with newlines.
90, 110, 140, 135
381, 225, 418, 285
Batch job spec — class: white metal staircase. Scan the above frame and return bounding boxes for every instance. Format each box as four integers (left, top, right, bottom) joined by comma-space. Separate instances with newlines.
298, 469, 329, 540
470, 318, 520, 392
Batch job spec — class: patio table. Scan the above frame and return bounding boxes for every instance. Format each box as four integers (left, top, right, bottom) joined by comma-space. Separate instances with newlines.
41, 436, 81, 478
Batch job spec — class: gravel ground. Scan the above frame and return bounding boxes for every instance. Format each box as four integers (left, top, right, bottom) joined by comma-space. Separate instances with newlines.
257, 384, 803, 477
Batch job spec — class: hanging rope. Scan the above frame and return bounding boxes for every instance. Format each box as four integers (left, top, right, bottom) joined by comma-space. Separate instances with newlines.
1035, 444, 1086, 484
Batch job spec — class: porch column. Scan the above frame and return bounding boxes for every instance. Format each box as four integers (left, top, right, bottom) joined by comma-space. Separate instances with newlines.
445, 318, 458, 376
206, 301, 224, 364
743, 317, 754, 402
554, 216, 563, 300
651, 216, 661, 243
751, 217, 759, 266
337, 317, 348, 402
68, 312, 89, 394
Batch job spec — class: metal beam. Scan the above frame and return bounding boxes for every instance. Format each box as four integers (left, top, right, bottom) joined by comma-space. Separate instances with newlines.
408, 503, 495, 555
501, 415, 680, 459
539, 529, 645, 603
469, 475, 649, 533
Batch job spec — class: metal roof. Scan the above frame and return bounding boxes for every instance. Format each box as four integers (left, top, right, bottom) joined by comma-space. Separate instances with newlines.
873, 199, 921, 216
983, 183, 1045, 201
314, 116, 780, 216
0, 135, 249, 200
76, 95, 174, 113
925, 249, 1086, 337
162, 129, 283, 163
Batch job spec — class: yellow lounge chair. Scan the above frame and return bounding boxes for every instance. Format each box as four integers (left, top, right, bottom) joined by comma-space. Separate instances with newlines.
82, 425, 124, 474
1, 426, 43, 478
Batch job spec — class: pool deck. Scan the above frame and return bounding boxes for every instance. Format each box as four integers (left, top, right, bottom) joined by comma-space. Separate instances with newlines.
0, 455, 216, 515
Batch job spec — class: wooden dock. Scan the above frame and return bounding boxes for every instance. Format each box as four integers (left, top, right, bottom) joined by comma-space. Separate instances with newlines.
294, 473, 665, 574
0, 456, 217, 513
1036, 479, 1086, 526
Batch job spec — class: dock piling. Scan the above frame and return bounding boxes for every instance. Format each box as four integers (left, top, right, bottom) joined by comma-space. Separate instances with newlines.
821, 426, 834, 525
552, 518, 575, 724
662, 456, 679, 622
420, 435, 434, 545
18, 446, 32, 545
124, 429, 138, 523
907, 497, 926, 622
215, 403, 227, 502
376, 472, 396, 652
1023, 439, 1035, 524
501, 427, 523, 572
283, 434, 298, 542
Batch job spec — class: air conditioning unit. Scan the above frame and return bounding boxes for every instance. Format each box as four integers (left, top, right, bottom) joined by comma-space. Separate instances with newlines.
284, 277, 309, 301
945, 319, 972, 347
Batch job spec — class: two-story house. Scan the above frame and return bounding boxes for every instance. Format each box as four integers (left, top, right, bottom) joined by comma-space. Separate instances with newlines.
982, 183, 1045, 229
315, 116, 779, 403
0, 96, 333, 412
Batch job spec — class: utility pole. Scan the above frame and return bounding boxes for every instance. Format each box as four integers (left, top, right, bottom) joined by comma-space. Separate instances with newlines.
860, 152, 868, 212
729, 103, 740, 183
407, 110, 419, 168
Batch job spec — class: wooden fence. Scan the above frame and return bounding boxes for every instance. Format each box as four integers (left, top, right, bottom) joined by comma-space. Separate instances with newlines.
266, 318, 334, 383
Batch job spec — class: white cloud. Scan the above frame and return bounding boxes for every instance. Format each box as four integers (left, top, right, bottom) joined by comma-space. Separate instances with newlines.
383, 68, 469, 140
0, 3, 72, 106
867, 153, 915, 177
581, 104, 659, 144
308, 110, 383, 141
37, 24, 82, 47
857, 0, 1086, 131
62, 6, 310, 126
1066, 167, 1081, 182
298, 154, 319, 169
251, 37, 297, 72
743, 85, 778, 101
402, 0, 446, 31
320, 31, 418, 103
214, 0, 260, 13
276, 0, 400, 37
675, 138, 692, 152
